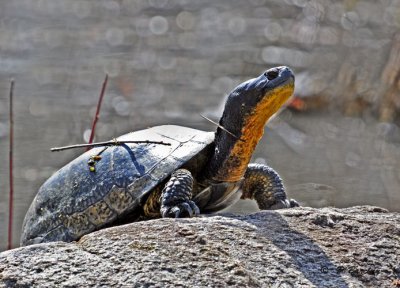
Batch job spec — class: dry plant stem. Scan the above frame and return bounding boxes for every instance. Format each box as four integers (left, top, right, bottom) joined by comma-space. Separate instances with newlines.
8, 79, 14, 250
200, 114, 241, 140
51, 140, 171, 152
86, 74, 108, 152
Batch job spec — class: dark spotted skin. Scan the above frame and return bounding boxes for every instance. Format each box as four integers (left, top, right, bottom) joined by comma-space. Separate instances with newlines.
242, 164, 284, 207
241, 164, 299, 210
142, 185, 163, 218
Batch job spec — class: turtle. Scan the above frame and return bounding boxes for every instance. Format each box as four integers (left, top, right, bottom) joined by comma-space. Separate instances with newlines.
20, 66, 298, 246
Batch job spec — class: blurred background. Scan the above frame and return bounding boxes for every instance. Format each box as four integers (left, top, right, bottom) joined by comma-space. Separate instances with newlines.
1, 0, 400, 250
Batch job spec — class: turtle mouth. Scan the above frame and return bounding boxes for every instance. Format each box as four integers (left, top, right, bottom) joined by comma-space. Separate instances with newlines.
263, 66, 294, 89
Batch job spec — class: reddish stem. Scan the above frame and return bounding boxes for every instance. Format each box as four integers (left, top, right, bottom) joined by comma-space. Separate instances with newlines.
8, 79, 14, 250
86, 74, 108, 151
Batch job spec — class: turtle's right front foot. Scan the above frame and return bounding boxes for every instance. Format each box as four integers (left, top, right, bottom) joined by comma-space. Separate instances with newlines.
160, 169, 200, 218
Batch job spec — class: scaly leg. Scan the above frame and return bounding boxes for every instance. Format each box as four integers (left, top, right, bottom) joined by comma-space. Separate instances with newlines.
241, 163, 298, 209
159, 169, 200, 218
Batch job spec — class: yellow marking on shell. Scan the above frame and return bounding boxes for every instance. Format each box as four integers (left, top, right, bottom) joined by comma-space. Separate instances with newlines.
62, 212, 92, 236
84, 200, 116, 226
214, 83, 294, 182
104, 186, 134, 214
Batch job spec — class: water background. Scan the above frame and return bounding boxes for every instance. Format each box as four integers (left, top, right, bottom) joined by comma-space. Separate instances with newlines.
1, 0, 400, 250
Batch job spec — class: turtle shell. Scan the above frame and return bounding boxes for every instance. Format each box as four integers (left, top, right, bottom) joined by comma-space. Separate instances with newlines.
20, 125, 214, 245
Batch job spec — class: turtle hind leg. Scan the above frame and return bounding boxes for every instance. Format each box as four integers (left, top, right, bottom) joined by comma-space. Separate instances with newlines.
160, 169, 200, 218
241, 163, 299, 210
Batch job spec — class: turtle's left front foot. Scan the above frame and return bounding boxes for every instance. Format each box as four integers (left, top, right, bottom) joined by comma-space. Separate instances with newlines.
269, 198, 300, 209
160, 169, 200, 218
241, 163, 299, 210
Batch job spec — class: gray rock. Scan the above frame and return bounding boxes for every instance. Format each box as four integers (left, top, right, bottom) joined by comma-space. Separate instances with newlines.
0, 206, 399, 287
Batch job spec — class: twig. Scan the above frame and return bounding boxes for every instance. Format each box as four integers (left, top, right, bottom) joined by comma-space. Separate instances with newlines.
86, 74, 108, 151
51, 139, 171, 152
8, 79, 14, 250
200, 114, 243, 141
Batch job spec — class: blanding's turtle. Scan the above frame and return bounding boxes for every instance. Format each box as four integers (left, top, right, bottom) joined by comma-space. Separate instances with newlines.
21, 66, 298, 246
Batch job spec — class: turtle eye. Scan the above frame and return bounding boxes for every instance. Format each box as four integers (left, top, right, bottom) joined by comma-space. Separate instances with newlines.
264, 69, 280, 81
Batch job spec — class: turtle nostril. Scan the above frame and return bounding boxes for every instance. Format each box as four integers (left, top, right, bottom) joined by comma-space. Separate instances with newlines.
265, 69, 280, 81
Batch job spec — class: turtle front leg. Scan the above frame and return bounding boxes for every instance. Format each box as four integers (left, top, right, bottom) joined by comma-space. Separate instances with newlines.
160, 169, 200, 218
241, 163, 299, 209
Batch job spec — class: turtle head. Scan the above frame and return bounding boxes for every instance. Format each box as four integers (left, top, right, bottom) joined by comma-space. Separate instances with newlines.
222, 66, 294, 132
205, 66, 295, 182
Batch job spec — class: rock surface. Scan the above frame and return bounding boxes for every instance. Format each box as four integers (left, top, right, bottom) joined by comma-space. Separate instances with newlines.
1, 206, 399, 287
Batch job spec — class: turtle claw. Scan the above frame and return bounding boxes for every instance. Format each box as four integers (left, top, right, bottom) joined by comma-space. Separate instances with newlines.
161, 200, 200, 218
289, 198, 300, 207
268, 198, 300, 210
